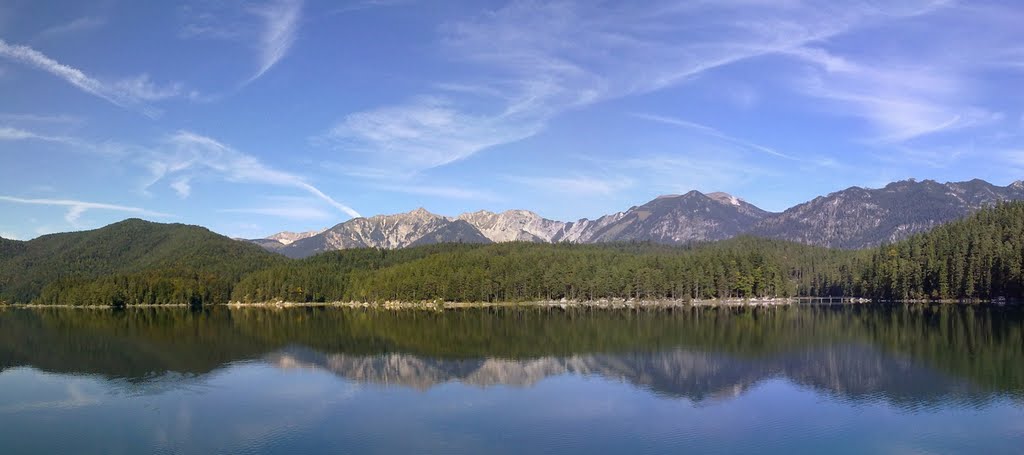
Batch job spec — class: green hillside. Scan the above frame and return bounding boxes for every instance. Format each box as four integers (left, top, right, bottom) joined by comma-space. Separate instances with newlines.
0, 219, 282, 305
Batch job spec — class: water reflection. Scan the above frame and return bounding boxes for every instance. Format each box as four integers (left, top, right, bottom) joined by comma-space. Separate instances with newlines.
1, 305, 1022, 406
266, 344, 1001, 410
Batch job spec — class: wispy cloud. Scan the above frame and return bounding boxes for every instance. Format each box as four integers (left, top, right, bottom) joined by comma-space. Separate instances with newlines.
323, 0, 942, 177
0, 39, 183, 116
169, 177, 192, 198
0, 125, 76, 144
113, 74, 184, 102
34, 16, 106, 42
248, 0, 303, 83
0, 125, 131, 158
147, 131, 361, 218
370, 182, 500, 201
3, 126, 357, 219
220, 206, 332, 220
0, 113, 82, 124
782, 46, 1001, 142
328, 0, 413, 15
0, 195, 171, 226
324, 96, 542, 174
506, 175, 632, 196
0, 39, 122, 107
630, 113, 794, 159
581, 152, 778, 196
179, 0, 303, 85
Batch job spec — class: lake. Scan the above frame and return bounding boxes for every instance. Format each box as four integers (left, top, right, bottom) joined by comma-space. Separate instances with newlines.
0, 304, 1022, 454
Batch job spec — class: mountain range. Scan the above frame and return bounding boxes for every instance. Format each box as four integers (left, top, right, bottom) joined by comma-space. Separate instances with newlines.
257, 179, 1024, 258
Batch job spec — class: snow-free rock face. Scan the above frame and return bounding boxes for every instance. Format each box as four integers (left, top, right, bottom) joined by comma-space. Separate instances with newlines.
456, 209, 567, 243
278, 208, 492, 258
266, 230, 324, 245
707, 192, 768, 219
750, 179, 1024, 248
455, 191, 770, 245
552, 191, 771, 244
249, 229, 325, 251
408, 220, 492, 247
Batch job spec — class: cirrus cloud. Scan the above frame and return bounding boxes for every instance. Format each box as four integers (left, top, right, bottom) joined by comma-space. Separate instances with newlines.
0, 195, 172, 226
0, 39, 185, 117
145, 131, 361, 218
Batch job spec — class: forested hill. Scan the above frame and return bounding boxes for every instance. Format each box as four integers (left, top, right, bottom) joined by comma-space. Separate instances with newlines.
859, 201, 1024, 300
3, 203, 1024, 306
0, 219, 281, 305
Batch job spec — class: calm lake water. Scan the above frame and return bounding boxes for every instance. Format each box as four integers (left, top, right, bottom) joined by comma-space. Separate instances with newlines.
1, 304, 1022, 454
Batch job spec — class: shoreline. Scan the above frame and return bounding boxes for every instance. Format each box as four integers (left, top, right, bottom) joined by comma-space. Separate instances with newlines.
3, 297, 1014, 310
224, 297, 829, 310
6, 297, 1001, 310
10, 303, 193, 309
3, 298, 840, 310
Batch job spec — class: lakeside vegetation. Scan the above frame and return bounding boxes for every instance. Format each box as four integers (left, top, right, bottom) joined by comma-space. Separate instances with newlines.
1, 203, 1023, 306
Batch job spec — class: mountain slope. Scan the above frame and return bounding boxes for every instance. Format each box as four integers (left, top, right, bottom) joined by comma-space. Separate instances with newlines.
751, 179, 1024, 248
266, 230, 323, 245
0, 236, 25, 258
0, 219, 280, 304
246, 230, 323, 252
248, 238, 287, 251
457, 210, 565, 242
553, 191, 770, 244
279, 208, 487, 258
408, 220, 492, 247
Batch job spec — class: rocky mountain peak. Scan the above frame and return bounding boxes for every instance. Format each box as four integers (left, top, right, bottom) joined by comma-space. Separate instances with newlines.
366, 207, 446, 224
457, 208, 565, 243
501, 209, 541, 218
707, 192, 742, 207
650, 191, 709, 202
750, 178, 1024, 248
407, 207, 440, 219
265, 229, 325, 245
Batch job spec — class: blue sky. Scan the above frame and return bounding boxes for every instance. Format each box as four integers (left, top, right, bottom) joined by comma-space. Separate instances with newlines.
1, 0, 1023, 240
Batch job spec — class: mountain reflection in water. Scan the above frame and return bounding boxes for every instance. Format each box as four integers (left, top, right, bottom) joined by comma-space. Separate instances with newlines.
1, 304, 1021, 407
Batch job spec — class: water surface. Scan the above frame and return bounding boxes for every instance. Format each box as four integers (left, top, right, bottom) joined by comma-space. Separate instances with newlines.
1, 305, 1022, 454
